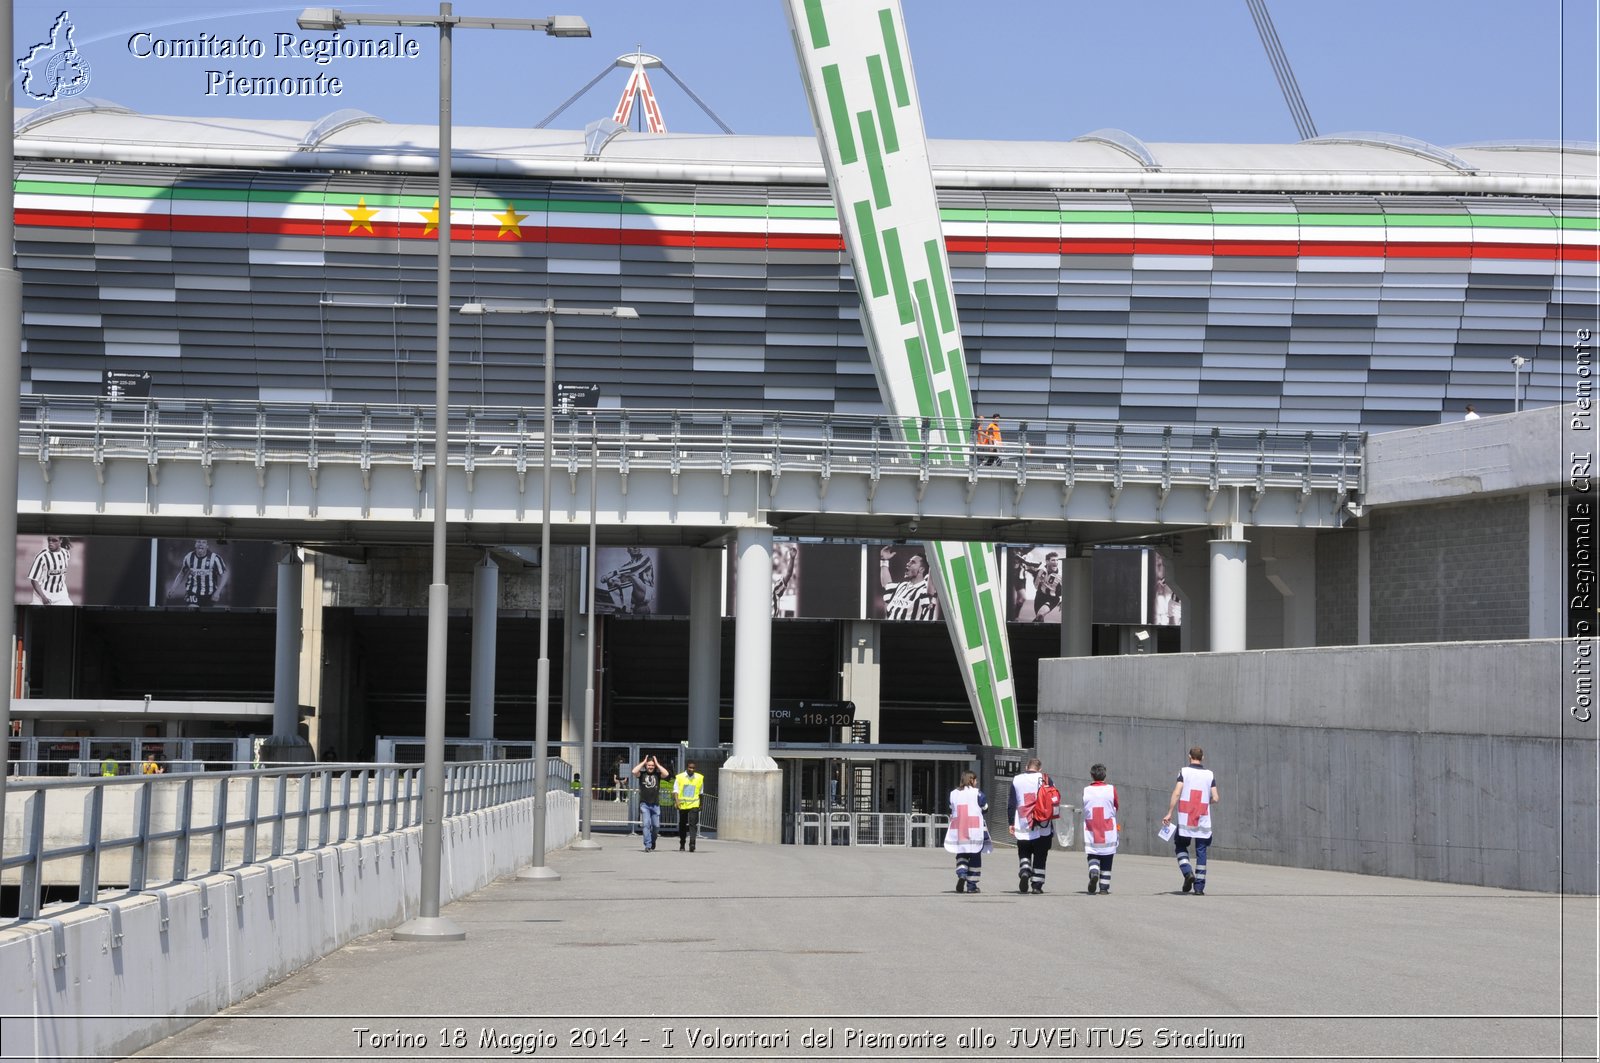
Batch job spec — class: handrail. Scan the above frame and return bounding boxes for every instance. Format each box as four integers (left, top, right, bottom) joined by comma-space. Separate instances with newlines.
0, 759, 562, 924
21, 396, 1364, 496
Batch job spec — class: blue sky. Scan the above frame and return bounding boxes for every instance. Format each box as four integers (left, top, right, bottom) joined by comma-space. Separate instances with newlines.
16, 0, 1598, 146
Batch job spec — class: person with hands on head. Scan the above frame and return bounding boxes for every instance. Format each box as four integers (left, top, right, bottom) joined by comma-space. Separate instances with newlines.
632, 754, 670, 852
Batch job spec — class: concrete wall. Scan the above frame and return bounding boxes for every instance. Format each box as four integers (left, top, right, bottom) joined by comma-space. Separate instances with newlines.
0, 794, 578, 1061
1363, 403, 1567, 506
1038, 640, 1595, 893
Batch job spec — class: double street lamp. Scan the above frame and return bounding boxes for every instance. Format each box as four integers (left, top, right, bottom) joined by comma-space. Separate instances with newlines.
296, 5, 589, 942
459, 301, 638, 874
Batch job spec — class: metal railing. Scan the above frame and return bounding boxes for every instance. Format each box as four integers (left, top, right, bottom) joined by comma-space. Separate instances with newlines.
22, 396, 1364, 497
0, 759, 557, 923
793, 811, 950, 847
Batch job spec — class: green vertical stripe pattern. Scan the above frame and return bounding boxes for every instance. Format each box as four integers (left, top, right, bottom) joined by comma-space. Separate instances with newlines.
856, 110, 891, 209
877, 8, 909, 107
944, 547, 1003, 744
902, 337, 935, 421
866, 55, 899, 155
923, 239, 955, 335
882, 228, 912, 325
912, 281, 943, 372
822, 66, 856, 165
851, 200, 888, 298
790, 0, 1018, 749
804, 0, 830, 47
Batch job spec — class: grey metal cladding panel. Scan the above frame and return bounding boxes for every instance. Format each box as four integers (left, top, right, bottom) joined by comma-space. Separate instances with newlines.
95, 255, 176, 276
617, 247, 697, 267
27, 285, 102, 306
168, 232, 255, 255
1380, 196, 1470, 215
977, 362, 1052, 380
1120, 405, 1199, 424
1463, 284, 1552, 303
1129, 296, 1210, 314
766, 289, 854, 309
1287, 354, 1372, 370
1199, 378, 1282, 396
1211, 256, 1298, 272
1125, 351, 1202, 369
1048, 391, 1121, 406
1291, 313, 1378, 330
975, 294, 1056, 312
1209, 193, 1297, 211
1362, 408, 1439, 428
1125, 193, 1212, 213
1047, 309, 1130, 328
1468, 271, 1555, 289
767, 259, 844, 277
1052, 336, 1127, 354
17, 229, 96, 248
1059, 257, 1135, 273
1291, 194, 1384, 214
1205, 324, 1291, 342
23, 328, 104, 350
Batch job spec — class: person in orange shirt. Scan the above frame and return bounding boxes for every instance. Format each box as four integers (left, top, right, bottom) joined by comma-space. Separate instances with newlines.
977, 415, 1001, 466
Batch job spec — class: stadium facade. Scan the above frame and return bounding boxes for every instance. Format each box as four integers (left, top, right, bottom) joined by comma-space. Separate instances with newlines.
10, 102, 1596, 756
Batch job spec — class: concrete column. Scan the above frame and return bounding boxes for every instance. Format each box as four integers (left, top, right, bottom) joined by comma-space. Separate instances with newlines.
841, 620, 880, 741
722, 526, 781, 843
298, 553, 325, 753
469, 553, 498, 743
1061, 555, 1093, 658
1262, 531, 1317, 649
1209, 527, 1249, 653
687, 547, 723, 749
1529, 489, 1563, 638
1356, 517, 1372, 645
262, 547, 312, 762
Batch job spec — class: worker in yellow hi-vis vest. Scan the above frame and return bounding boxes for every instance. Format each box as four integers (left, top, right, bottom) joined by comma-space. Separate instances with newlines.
673, 761, 705, 852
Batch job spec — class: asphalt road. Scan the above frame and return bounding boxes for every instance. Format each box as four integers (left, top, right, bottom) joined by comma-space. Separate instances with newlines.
131, 836, 1597, 1062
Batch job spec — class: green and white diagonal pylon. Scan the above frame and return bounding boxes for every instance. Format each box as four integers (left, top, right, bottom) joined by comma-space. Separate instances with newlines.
784, 0, 1019, 747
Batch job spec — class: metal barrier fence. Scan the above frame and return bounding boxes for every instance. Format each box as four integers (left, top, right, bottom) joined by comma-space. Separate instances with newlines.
0, 759, 565, 923
22, 396, 1364, 496
794, 811, 951, 847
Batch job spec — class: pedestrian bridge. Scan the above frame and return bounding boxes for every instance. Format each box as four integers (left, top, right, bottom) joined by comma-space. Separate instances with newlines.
18, 397, 1363, 547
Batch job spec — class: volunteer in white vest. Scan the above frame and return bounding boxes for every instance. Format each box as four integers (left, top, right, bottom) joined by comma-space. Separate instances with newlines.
1007, 757, 1053, 894
1161, 746, 1220, 895
945, 771, 992, 894
1081, 763, 1119, 895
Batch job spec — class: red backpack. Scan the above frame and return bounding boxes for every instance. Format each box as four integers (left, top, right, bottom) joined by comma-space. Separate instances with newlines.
1026, 775, 1062, 828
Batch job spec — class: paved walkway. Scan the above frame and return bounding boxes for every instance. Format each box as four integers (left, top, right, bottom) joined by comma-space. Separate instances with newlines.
133, 835, 1596, 1062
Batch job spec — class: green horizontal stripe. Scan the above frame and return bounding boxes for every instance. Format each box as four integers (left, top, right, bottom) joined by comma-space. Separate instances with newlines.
14, 179, 1587, 230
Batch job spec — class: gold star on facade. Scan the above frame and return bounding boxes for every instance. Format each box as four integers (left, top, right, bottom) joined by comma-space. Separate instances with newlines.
420, 200, 441, 236
344, 197, 379, 234
494, 205, 527, 238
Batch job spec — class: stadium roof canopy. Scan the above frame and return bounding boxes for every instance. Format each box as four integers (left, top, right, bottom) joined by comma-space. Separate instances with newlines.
14, 102, 1599, 197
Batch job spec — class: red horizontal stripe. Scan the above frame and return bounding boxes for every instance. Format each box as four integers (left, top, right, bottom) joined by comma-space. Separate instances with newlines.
13, 208, 1588, 262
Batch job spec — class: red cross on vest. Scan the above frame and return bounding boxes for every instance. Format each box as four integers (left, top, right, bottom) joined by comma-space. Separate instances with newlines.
1179, 788, 1209, 827
950, 800, 984, 843
1086, 804, 1115, 844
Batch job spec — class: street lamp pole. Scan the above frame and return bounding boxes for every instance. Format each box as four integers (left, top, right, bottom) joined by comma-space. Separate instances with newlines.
297, 5, 589, 942
458, 301, 637, 875
1511, 355, 1528, 412
570, 413, 601, 851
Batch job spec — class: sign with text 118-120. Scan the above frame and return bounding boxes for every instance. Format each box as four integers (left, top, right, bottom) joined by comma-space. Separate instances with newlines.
770, 700, 856, 740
